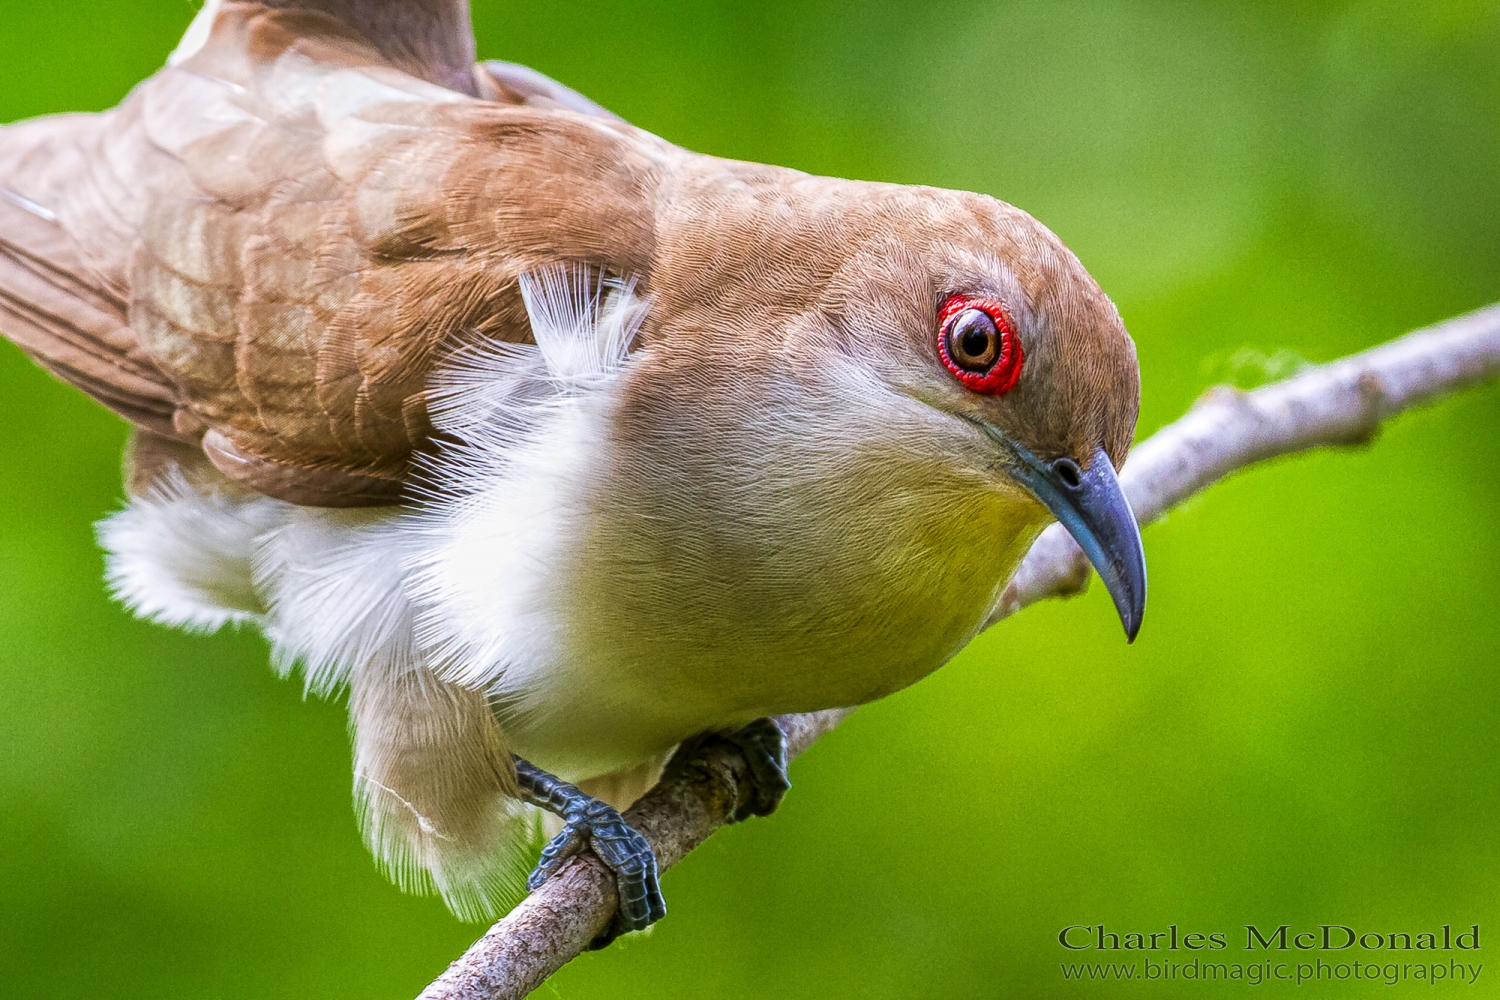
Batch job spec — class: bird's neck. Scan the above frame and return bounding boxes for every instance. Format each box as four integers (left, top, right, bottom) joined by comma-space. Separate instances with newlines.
559, 359, 1050, 717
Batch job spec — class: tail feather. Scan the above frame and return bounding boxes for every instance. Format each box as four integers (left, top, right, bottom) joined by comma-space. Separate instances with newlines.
351, 653, 539, 922
99, 463, 541, 921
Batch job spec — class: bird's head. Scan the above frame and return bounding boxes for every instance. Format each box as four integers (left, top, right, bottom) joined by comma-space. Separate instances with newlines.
642, 169, 1145, 642
776, 183, 1146, 640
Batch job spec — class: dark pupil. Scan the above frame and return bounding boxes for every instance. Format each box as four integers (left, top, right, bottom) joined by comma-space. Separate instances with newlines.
960, 327, 991, 358
950, 309, 999, 371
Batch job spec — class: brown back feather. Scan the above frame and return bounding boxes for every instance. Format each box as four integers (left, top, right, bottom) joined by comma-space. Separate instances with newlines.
0, 1, 1134, 506
0, 2, 667, 505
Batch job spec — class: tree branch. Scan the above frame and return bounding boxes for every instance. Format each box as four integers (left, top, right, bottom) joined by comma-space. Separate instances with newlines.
992, 301, 1500, 622
418, 302, 1500, 1000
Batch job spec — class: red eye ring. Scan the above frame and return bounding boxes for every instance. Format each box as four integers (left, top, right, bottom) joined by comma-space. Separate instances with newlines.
936, 294, 1024, 395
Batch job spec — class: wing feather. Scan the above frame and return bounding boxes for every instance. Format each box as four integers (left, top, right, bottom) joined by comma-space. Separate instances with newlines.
0, 114, 180, 436
0, 1, 670, 505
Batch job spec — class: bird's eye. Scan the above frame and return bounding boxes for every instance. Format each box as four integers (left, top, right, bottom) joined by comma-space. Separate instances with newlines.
948, 310, 999, 371
937, 295, 1023, 394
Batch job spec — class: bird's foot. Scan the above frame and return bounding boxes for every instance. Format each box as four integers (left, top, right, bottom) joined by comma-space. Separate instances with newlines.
720, 717, 791, 822
513, 756, 665, 948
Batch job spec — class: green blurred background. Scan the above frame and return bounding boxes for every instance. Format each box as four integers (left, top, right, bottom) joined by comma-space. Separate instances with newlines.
2, 1, 1498, 997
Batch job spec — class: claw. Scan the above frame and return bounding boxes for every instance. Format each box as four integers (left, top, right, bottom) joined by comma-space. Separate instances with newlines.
509, 724, 787, 950
512, 756, 666, 947
527, 824, 587, 890
723, 717, 791, 822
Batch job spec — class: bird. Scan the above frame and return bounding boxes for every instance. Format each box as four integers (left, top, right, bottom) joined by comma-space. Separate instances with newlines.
0, 0, 1145, 942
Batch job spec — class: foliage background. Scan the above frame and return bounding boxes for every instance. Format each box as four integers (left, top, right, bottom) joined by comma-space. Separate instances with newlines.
2, 1, 1498, 997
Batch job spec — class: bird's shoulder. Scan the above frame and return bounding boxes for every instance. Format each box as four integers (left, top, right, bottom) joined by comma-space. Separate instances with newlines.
0, 1, 673, 505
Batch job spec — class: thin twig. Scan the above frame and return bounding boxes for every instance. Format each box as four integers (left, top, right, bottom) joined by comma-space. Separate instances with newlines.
418, 302, 1500, 1000
992, 302, 1500, 620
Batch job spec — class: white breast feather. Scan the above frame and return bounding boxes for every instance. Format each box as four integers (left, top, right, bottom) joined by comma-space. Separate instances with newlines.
404, 268, 645, 706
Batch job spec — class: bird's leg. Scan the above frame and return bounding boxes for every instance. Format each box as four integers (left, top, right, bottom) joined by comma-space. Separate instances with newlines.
512, 756, 665, 948
719, 717, 792, 822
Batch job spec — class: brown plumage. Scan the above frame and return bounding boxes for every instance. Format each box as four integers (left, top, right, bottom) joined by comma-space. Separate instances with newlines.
0, 0, 1133, 505
0, 0, 1144, 932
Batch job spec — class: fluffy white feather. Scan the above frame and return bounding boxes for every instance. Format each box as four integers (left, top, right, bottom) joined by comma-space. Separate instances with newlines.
97, 469, 282, 632
95, 264, 647, 919
407, 267, 645, 708
254, 507, 413, 697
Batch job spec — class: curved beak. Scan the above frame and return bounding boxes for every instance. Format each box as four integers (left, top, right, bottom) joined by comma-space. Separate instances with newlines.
1012, 443, 1147, 642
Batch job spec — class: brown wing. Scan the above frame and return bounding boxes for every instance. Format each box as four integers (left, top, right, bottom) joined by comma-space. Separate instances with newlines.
0, 113, 179, 437
0, 1, 668, 505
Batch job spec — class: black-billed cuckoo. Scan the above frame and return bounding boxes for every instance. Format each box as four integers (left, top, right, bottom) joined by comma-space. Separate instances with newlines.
0, 0, 1146, 942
